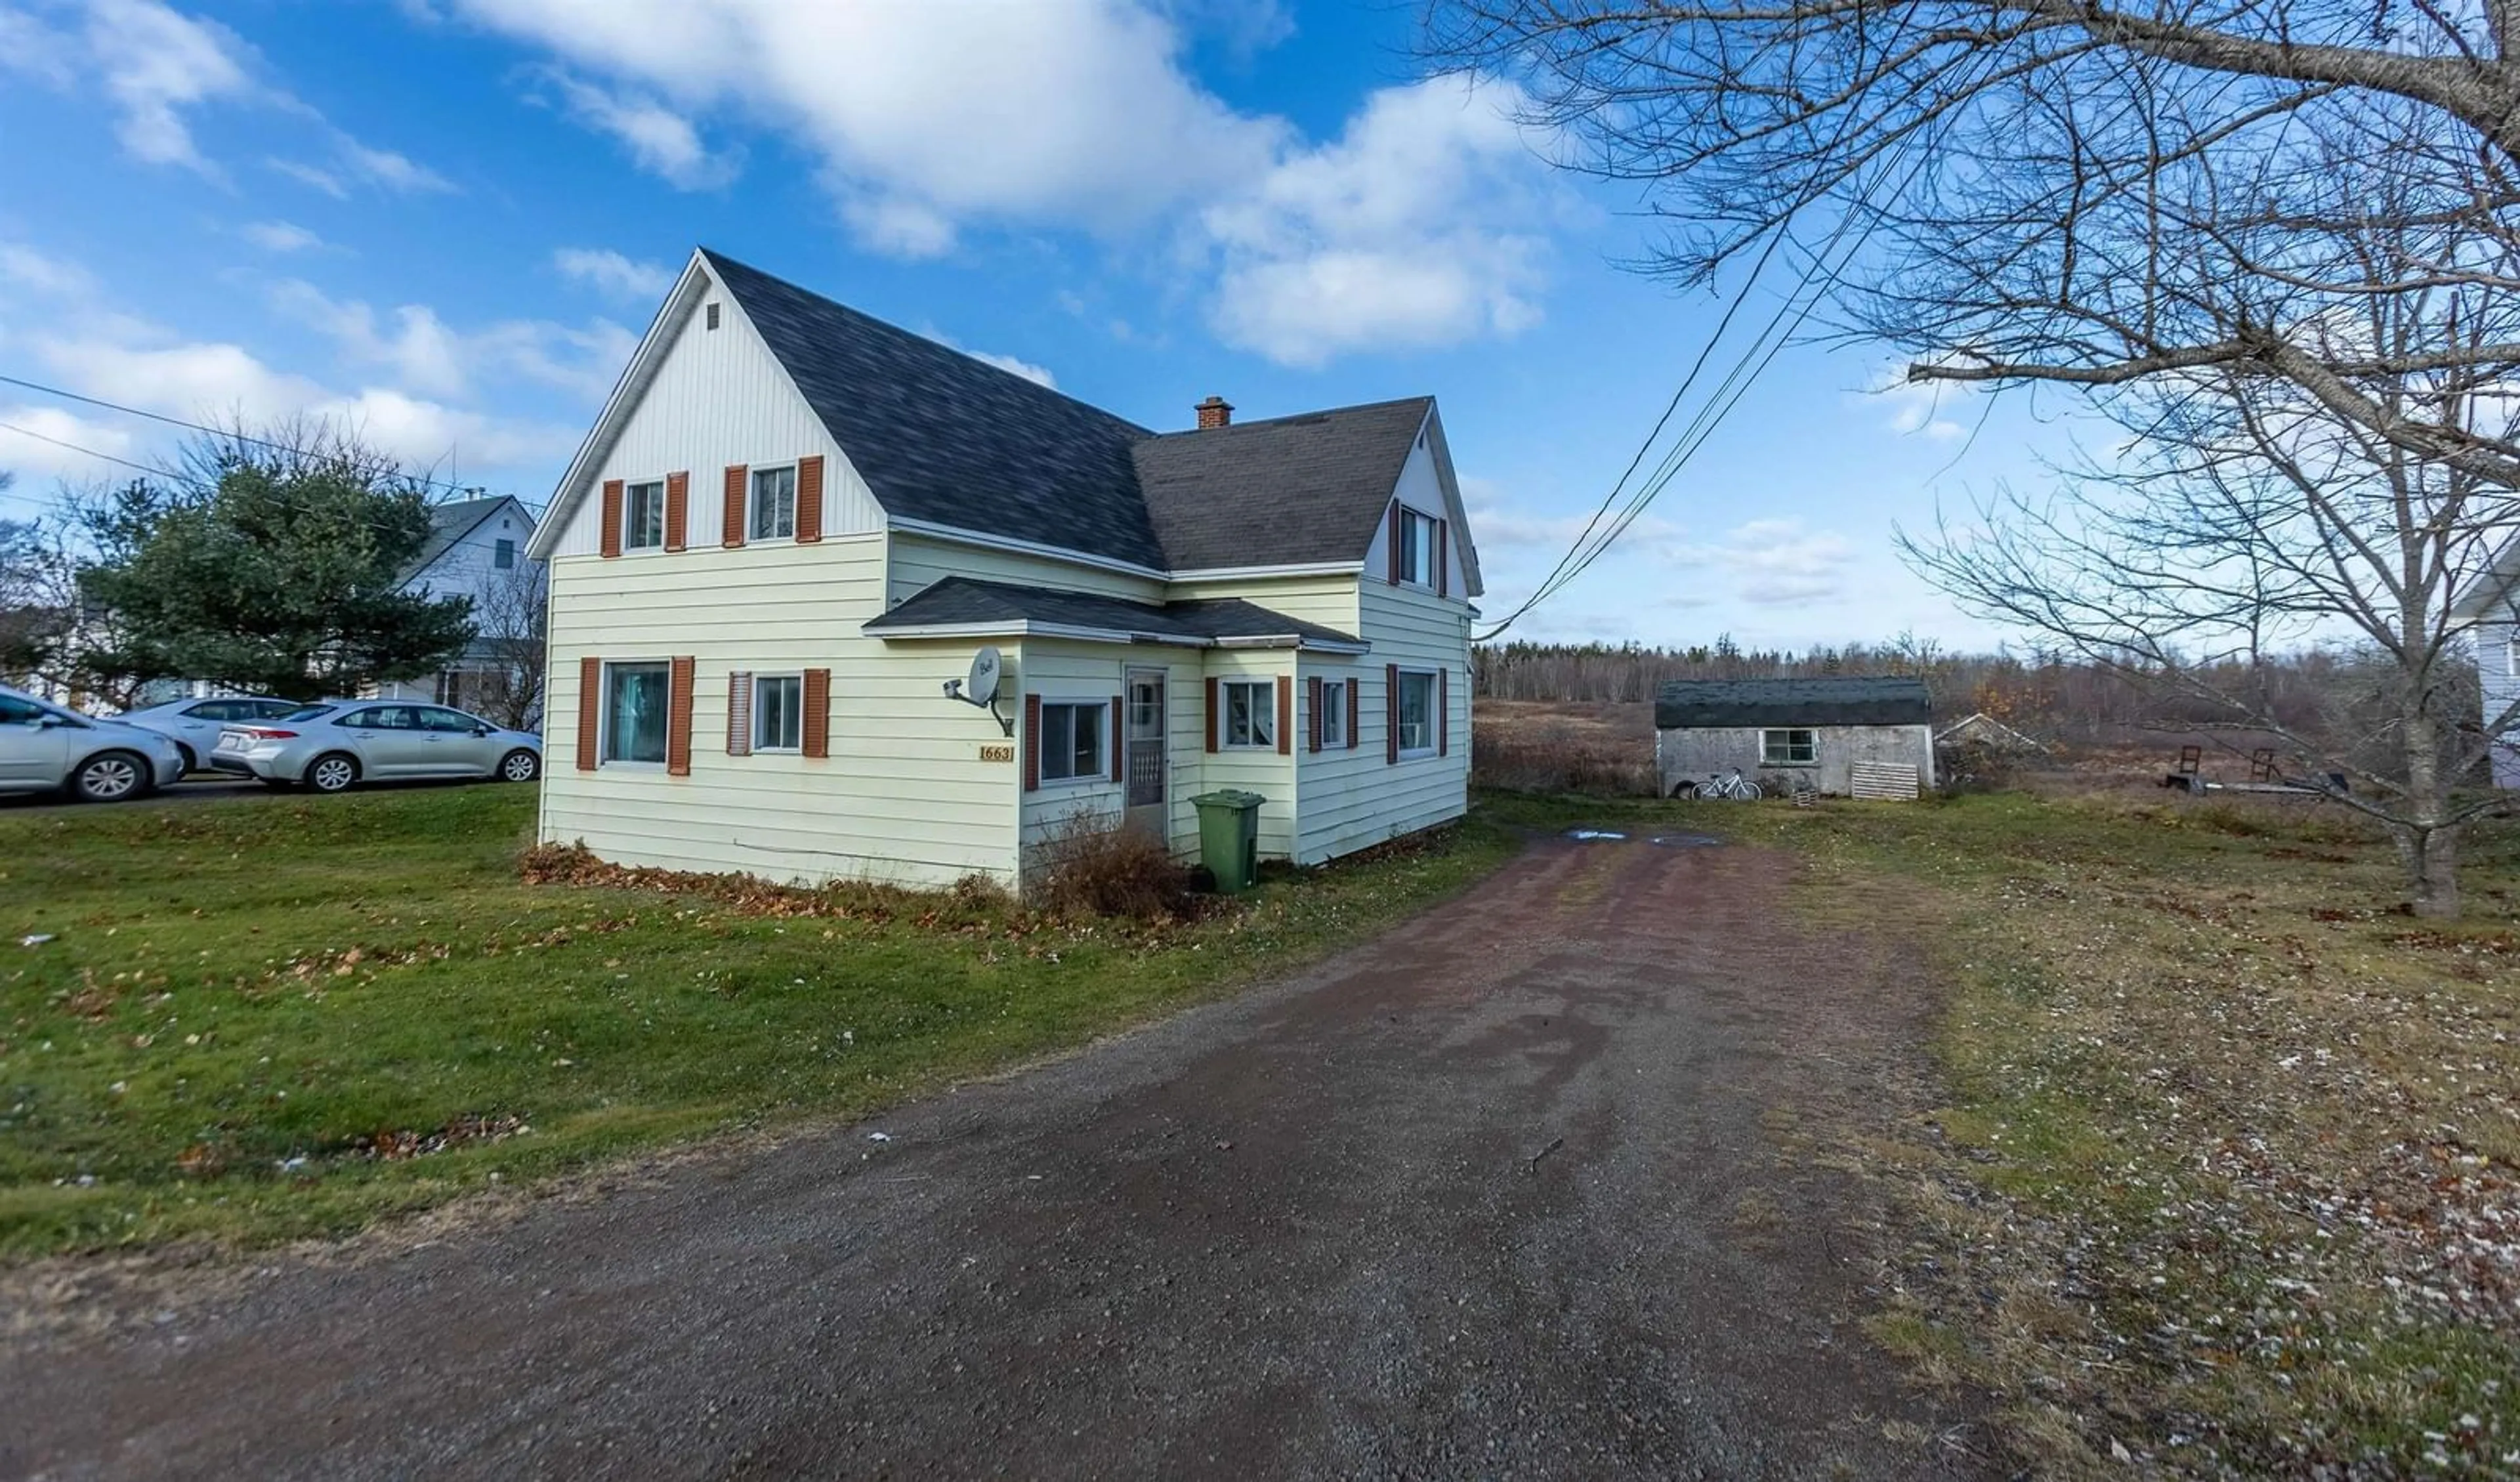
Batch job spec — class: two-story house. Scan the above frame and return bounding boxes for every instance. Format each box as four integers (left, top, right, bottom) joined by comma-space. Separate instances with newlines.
376, 494, 546, 727
526, 249, 1481, 890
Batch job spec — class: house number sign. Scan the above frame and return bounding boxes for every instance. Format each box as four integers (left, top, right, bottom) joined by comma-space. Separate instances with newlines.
978, 744, 1016, 763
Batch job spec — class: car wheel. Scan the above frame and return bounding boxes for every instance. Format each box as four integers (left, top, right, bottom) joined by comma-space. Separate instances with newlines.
72, 750, 150, 803
498, 748, 541, 783
306, 753, 360, 794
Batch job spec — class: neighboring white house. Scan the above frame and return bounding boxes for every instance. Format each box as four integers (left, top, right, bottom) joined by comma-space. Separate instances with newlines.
375, 494, 545, 724
526, 248, 1481, 890
2452, 550, 2520, 788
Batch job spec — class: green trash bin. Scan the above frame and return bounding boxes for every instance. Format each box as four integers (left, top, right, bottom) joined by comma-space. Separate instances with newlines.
1190, 789, 1265, 893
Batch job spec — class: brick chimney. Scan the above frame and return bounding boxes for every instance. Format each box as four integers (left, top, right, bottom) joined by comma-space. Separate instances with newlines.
1195, 394, 1234, 431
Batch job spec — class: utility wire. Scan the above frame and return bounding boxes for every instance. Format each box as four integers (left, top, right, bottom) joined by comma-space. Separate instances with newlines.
0, 371, 544, 511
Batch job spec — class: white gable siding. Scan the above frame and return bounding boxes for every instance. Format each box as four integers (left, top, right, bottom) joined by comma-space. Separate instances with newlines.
1361, 438, 1470, 595
2479, 618, 2520, 788
406, 503, 540, 636
547, 287, 881, 557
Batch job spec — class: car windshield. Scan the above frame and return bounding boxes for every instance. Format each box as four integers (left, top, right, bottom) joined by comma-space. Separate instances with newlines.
280, 704, 338, 722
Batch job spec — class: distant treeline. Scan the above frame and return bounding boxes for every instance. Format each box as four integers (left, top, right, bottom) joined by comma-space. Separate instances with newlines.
1471, 637, 2426, 744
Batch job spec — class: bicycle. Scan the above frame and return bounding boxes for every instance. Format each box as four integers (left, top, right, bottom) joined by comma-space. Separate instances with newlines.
1677, 767, 1763, 801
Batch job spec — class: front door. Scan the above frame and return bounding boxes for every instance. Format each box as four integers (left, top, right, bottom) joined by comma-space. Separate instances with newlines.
1124, 669, 1166, 837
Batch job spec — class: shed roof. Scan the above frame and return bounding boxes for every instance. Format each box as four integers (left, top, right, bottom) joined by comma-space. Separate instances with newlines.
1654, 677, 1932, 729
862, 576, 1368, 651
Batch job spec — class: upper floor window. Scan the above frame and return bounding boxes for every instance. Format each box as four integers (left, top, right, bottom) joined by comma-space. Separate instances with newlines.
494, 538, 516, 570
624, 481, 666, 550
751, 465, 797, 541
1398, 509, 1439, 587
1319, 679, 1349, 748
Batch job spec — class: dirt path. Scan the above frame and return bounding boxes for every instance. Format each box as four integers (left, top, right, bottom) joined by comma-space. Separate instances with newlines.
3, 836, 1986, 1479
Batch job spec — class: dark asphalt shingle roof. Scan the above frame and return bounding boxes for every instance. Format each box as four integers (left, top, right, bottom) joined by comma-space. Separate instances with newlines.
706, 250, 1164, 568
400, 495, 516, 585
862, 577, 1366, 649
1654, 677, 1932, 729
703, 251, 1435, 574
1132, 398, 1432, 571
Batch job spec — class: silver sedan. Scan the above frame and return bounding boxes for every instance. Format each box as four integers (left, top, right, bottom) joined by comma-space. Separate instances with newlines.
116, 694, 305, 773
209, 701, 543, 794
0, 685, 188, 803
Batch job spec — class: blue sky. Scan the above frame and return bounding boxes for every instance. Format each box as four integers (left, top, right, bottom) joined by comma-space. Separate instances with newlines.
0, 0, 2065, 651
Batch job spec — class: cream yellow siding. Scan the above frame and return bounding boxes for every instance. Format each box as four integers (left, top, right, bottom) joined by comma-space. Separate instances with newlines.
541, 536, 1022, 888
1190, 649, 1302, 860
888, 532, 1163, 608
1165, 574, 1360, 636
1292, 579, 1471, 864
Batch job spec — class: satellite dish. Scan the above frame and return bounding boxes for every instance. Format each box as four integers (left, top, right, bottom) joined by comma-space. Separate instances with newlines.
967, 647, 1003, 706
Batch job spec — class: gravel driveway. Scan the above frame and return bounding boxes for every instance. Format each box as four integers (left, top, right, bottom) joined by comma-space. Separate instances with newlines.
3, 833, 1988, 1479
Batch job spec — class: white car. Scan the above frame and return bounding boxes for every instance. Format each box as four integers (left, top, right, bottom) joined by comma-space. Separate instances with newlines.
209, 700, 543, 794
0, 685, 188, 803
116, 694, 306, 773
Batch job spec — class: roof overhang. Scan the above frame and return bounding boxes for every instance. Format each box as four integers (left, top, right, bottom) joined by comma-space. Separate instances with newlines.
859, 618, 1370, 653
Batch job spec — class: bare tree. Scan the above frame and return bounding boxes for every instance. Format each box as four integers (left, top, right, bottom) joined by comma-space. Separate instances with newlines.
466, 557, 547, 732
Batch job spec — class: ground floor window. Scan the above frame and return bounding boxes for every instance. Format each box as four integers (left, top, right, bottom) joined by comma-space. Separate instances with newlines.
1320, 677, 1348, 748
1223, 679, 1274, 749
1040, 700, 1106, 783
1396, 670, 1435, 755
754, 673, 803, 752
1761, 728, 1818, 765
605, 662, 670, 763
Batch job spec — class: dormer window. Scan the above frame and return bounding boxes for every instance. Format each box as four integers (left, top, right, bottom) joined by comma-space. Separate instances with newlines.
624, 480, 666, 550
1397, 508, 1439, 587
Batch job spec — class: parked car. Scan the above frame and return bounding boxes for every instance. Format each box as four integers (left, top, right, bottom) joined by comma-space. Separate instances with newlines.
117, 694, 306, 773
0, 685, 188, 803
209, 701, 543, 794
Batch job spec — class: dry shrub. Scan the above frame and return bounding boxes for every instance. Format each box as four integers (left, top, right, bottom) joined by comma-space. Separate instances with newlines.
1471, 727, 1656, 795
519, 840, 1012, 928
1027, 810, 1198, 923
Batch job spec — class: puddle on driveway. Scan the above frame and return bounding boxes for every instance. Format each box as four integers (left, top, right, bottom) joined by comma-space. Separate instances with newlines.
1561, 828, 1725, 849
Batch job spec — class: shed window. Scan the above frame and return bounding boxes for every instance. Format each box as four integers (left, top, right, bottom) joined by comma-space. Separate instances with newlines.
1221, 679, 1274, 749
1040, 701, 1106, 783
1396, 670, 1436, 755
1761, 729, 1818, 766
604, 662, 671, 763
623, 481, 665, 551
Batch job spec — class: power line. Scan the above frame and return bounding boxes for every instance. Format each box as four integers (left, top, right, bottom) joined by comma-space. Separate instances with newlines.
0, 371, 544, 512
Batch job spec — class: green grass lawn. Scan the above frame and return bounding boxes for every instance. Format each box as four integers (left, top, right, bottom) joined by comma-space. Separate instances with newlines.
0, 785, 1515, 1257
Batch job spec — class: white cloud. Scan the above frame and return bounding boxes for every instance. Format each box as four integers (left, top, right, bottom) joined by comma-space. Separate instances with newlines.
241, 220, 324, 253
1665, 517, 1857, 605
1202, 79, 1550, 366
268, 132, 455, 198
83, 0, 257, 171
921, 327, 1058, 389
1864, 367, 1972, 440
0, 404, 146, 484
0, 243, 100, 299
270, 278, 636, 403
543, 74, 738, 190
553, 247, 673, 301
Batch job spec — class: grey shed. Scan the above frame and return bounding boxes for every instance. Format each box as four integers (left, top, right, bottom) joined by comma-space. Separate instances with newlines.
1654, 677, 1935, 799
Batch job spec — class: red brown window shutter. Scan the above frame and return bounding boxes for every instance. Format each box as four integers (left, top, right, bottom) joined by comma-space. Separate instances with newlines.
803, 668, 831, 758
722, 465, 747, 548
1023, 693, 1042, 791
726, 671, 753, 755
666, 656, 695, 776
1204, 677, 1220, 753
1345, 678, 1360, 750
599, 479, 624, 559
796, 455, 825, 543
1307, 676, 1323, 753
1110, 694, 1125, 783
1385, 664, 1401, 764
1386, 503, 1403, 584
1438, 667, 1450, 756
1275, 675, 1292, 755
1434, 520, 1448, 598
663, 471, 689, 552
576, 656, 601, 769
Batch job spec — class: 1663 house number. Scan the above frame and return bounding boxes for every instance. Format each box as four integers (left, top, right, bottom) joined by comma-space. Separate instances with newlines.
978, 743, 1016, 764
